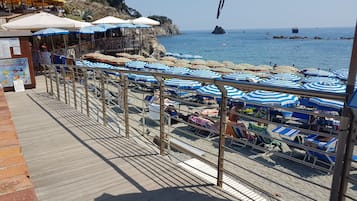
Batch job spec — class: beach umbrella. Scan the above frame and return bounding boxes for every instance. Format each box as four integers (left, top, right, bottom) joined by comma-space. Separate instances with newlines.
165, 78, 201, 90
125, 61, 146, 70
1, 12, 76, 30
223, 72, 261, 82
188, 70, 221, 79
222, 61, 235, 67
303, 76, 340, 84
309, 97, 344, 110
33, 28, 70, 51
92, 16, 128, 24
241, 90, 299, 107
189, 65, 210, 70
197, 85, 245, 99
269, 73, 301, 82
161, 56, 177, 62
256, 65, 273, 72
63, 18, 92, 28
159, 60, 175, 67
206, 60, 225, 68
190, 59, 207, 66
164, 67, 191, 75
139, 57, 158, 63
144, 63, 169, 71
333, 69, 348, 81
96, 23, 117, 30
127, 74, 157, 83
131, 17, 160, 26
211, 67, 235, 74
259, 79, 302, 88
272, 66, 300, 74
303, 68, 336, 77
126, 54, 145, 60
303, 82, 346, 93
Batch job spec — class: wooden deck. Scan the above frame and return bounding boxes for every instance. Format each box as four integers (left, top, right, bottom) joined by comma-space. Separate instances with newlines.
5, 77, 238, 201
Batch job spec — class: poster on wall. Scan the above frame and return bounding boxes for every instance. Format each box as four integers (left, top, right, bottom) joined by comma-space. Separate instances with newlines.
0, 58, 31, 87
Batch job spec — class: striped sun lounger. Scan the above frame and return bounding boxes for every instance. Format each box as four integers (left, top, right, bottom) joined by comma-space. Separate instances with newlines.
272, 126, 300, 141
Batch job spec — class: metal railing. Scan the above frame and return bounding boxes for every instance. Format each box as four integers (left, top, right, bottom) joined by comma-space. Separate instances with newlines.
43, 64, 357, 201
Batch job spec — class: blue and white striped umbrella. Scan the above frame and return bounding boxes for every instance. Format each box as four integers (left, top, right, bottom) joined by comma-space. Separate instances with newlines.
164, 67, 191, 75
303, 76, 340, 84
269, 73, 301, 82
144, 63, 169, 71
189, 70, 221, 79
309, 97, 344, 110
165, 78, 201, 90
303, 82, 346, 93
260, 79, 302, 88
333, 69, 348, 81
303, 69, 336, 77
197, 85, 245, 99
127, 74, 157, 83
241, 90, 299, 107
125, 61, 146, 70
223, 72, 261, 82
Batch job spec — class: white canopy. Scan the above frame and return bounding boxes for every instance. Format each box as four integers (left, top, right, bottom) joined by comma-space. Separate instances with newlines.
1, 12, 77, 31
92, 16, 128, 24
64, 18, 92, 28
131, 17, 160, 26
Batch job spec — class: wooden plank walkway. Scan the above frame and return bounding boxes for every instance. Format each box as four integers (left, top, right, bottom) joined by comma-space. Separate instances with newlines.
5, 77, 238, 201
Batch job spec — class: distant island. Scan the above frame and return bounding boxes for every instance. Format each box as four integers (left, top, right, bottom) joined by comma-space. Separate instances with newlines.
212, 26, 226, 34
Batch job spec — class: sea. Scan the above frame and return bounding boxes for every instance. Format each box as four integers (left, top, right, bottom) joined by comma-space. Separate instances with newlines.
158, 27, 354, 71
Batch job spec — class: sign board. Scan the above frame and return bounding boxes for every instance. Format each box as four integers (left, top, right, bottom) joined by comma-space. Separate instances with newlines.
0, 58, 31, 87
13, 79, 25, 92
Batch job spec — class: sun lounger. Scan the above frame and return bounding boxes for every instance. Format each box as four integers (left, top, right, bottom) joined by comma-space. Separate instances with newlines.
229, 122, 256, 148
272, 126, 304, 156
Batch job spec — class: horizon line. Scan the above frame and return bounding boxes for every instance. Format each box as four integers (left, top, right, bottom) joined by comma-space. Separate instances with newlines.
179, 26, 355, 32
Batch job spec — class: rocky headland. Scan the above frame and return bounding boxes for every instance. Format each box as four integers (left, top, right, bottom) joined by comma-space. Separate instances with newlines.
63, 0, 180, 57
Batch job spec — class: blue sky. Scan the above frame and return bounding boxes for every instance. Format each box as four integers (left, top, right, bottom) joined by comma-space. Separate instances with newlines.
126, 0, 357, 30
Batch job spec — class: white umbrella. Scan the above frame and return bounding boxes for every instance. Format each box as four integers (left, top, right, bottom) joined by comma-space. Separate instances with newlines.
1, 12, 76, 30
131, 17, 160, 26
92, 16, 128, 24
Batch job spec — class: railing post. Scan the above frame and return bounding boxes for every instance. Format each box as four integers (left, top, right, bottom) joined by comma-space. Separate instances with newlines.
55, 66, 60, 101
158, 76, 166, 156
330, 21, 357, 201
71, 67, 77, 110
62, 66, 67, 104
84, 69, 89, 117
216, 84, 228, 188
44, 64, 48, 93
121, 73, 129, 138
100, 72, 107, 127
49, 65, 54, 95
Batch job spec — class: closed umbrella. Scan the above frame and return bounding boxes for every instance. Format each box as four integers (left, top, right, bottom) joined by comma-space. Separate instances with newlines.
189, 70, 221, 79
269, 73, 301, 82
303, 82, 346, 93
165, 79, 201, 90
197, 85, 245, 99
242, 90, 299, 107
